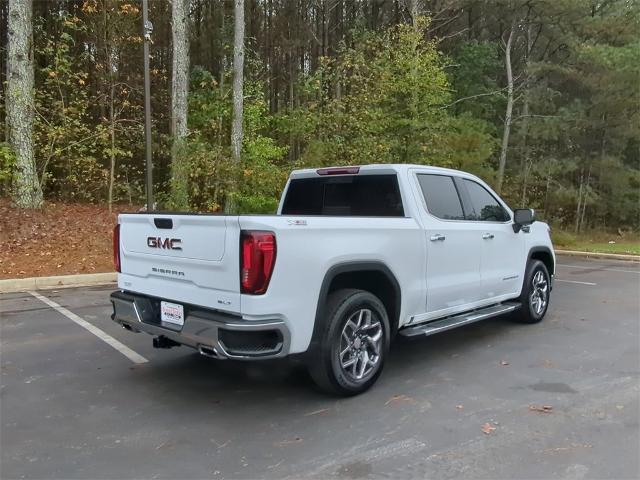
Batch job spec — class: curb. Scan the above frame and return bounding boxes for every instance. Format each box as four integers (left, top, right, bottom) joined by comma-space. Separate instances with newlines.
1, 249, 638, 294
555, 249, 640, 262
0, 272, 116, 294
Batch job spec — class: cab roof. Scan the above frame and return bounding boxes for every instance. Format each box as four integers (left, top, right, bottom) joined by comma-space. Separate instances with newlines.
289, 164, 472, 179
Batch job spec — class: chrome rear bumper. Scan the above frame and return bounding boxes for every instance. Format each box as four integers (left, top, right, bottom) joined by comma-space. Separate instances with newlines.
110, 291, 290, 360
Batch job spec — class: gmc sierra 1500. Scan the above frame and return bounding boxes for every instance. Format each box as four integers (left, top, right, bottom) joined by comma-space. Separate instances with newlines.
110, 164, 555, 395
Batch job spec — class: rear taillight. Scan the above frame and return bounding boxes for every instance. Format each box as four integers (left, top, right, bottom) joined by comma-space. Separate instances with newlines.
240, 231, 276, 294
113, 224, 121, 273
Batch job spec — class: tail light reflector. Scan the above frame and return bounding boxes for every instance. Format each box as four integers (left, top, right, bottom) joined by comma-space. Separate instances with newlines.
113, 224, 121, 273
241, 231, 276, 294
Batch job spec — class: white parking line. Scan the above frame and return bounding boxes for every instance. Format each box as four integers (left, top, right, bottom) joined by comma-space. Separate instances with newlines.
557, 263, 640, 274
29, 291, 148, 364
555, 279, 597, 286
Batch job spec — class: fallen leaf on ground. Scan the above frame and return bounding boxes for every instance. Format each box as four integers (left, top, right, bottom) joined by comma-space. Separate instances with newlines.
529, 405, 553, 413
213, 439, 230, 449
0, 199, 133, 279
542, 443, 592, 455
385, 394, 415, 406
276, 437, 303, 447
481, 422, 497, 434
304, 408, 329, 417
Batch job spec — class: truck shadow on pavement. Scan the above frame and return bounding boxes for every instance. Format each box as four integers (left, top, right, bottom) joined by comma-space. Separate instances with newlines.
121, 316, 519, 407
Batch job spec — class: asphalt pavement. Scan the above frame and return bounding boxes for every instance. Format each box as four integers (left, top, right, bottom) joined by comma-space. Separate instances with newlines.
1, 255, 639, 479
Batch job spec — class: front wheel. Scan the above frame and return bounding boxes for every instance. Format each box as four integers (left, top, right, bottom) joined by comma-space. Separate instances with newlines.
308, 289, 390, 396
513, 260, 551, 324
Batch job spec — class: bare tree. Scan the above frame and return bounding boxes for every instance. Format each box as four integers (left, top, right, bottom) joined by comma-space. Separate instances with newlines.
496, 20, 516, 194
6, 0, 42, 208
519, 21, 534, 207
226, 0, 245, 213
170, 0, 190, 208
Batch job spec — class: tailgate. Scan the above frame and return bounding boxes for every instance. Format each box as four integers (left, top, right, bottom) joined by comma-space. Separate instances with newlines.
117, 214, 241, 312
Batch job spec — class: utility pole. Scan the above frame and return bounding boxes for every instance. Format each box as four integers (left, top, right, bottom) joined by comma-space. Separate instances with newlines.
142, 0, 154, 210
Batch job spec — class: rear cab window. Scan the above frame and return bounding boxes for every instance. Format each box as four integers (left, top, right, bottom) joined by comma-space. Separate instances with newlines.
281, 174, 404, 216
416, 174, 465, 220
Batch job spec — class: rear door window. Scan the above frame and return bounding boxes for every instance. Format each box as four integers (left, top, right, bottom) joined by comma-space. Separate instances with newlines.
417, 174, 465, 220
281, 174, 404, 216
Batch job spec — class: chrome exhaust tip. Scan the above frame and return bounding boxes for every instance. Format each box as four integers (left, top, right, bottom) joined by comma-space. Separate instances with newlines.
198, 345, 220, 359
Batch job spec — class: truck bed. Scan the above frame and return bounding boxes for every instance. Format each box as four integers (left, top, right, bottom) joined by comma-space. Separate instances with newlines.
116, 212, 424, 353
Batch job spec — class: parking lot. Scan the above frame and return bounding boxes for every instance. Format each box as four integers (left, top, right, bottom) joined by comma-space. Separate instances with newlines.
1, 255, 639, 479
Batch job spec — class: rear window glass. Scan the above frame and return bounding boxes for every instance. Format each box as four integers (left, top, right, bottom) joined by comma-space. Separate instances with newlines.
281, 174, 404, 216
417, 174, 465, 220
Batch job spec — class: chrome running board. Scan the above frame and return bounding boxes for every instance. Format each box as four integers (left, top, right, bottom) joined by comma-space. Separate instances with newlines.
399, 302, 521, 338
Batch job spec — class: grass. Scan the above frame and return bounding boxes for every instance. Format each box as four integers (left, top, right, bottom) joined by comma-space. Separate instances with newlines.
558, 241, 640, 255
551, 229, 640, 255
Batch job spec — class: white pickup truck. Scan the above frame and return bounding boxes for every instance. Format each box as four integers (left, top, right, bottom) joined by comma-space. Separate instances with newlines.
111, 164, 555, 395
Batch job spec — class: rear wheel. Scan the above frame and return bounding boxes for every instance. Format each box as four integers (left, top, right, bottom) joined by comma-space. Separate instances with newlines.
513, 260, 550, 324
308, 289, 390, 396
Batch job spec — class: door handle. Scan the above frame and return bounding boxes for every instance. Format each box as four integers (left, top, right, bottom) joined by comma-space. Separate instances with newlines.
430, 234, 446, 242
482, 233, 495, 240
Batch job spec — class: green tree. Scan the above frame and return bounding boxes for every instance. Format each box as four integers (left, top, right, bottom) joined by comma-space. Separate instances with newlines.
284, 18, 495, 172
33, 13, 105, 201
163, 68, 287, 213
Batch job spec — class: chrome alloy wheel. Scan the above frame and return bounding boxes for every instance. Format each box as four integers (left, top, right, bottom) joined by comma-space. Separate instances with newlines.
338, 308, 383, 381
529, 270, 549, 315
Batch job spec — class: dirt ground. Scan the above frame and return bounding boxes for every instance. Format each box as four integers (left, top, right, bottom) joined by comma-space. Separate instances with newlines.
0, 199, 136, 279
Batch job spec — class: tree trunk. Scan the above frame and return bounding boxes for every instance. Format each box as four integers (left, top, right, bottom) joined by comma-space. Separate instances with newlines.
108, 81, 116, 213
170, 0, 190, 209
544, 167, 552, 216
406, 0, 419, 28
579, 165, 591, 232
218, 3, 226, 147
7, 0, 43, 208
226, 0, 245, 214
520, 23, 532, 207
575, 169, 583, 234
107, 20, 117, 214
496, 21, 516, 195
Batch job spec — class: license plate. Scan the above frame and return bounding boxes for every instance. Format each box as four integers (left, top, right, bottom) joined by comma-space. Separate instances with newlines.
160, 301, 184, 326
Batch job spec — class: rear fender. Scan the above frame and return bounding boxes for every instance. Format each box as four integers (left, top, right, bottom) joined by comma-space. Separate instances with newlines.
307, 261, 401, 355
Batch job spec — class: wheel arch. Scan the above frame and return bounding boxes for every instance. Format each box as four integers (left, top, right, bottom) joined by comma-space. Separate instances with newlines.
528, 246, 555, 276
308, 261, 402, 355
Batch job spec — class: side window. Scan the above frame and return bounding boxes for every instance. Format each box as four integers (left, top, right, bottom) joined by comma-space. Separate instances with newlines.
417, 174, 465, 220
463, 179, 510, 222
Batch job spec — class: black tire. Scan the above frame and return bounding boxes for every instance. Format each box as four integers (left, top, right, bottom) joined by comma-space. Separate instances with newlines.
513, 260, 551, 324
308, 288, 390, 396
